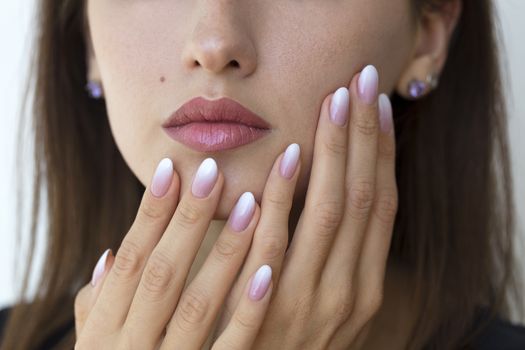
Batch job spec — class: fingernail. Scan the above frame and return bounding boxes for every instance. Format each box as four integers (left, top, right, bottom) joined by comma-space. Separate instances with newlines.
192, 158, 218, 198
358, 65, 379, 105
279, 143, 300, 179
151, 158, 174, 198
249, 265, 272, 301
228, 192, 256, 232
91, 249, 112, 287
379, 94, 394, 134
330, 87, 350, 126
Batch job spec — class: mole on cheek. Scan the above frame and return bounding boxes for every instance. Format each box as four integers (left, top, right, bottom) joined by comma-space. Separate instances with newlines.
160, 76, 166, 83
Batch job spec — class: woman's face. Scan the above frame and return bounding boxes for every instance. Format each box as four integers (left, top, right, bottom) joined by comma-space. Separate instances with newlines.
86, 0, 416, 219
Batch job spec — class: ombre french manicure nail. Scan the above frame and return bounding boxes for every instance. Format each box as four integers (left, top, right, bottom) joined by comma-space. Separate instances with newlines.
191, 158, 218, 198
228, 192, 256, 232
91, 249, 112, 287
379, 94, 394, 134
249, 265, 272, 301
358, 65, 379, 105
330, 87, 350, 126
151, 158, 174, 198
279, 143, 300, 179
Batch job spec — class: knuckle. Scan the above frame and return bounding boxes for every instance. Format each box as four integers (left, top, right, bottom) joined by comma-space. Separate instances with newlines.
212, 236, 241, 264
333, 294, 355, 323
347, 180, 375, 220
378, 136, 396, 159
232, 309, 258, 332
312, 200, 344, 235
358, 289, 384, 322
176, 201, 202, 228
139, 199, 164, 221
322, 138, 346, 156
213, 338, 241, 350
265, 190, 290, 211
353, 114, 379, 136
141, 251, 176, 300
113, 239, 144, 280
328, 288, 355, 323
291, 292, 316, 323
258, 233, 287, 261
176, 288, 210, 332
375, 190, 398, 226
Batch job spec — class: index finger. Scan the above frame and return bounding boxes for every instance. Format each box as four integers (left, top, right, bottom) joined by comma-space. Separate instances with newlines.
89, 158, 180, 332
284, 86, 350, 283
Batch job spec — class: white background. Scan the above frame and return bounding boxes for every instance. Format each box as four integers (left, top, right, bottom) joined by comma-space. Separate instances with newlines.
1, 1, 524, 323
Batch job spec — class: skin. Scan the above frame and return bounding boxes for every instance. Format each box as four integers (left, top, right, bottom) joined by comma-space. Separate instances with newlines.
76, 0, 462, 348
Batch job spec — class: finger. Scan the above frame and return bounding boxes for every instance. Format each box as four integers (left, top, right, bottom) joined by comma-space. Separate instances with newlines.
212, 265, 273, 350
91, 158, 180, 331
214, 145, 300, 333
75, 249, 114, 337
354, 94, 397, 318
158, 193, 260, 348
284, 86, 349, 284
124, 158, 224, 349
229, 144, 300, 297
323, 64, 380, 285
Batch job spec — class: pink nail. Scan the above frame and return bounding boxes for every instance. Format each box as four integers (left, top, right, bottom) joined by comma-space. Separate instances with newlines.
279, 144, 300, 179
330, 87, 350, 126
91, 249, 111, 287
249, 265, 272, 301
228, 192, 256, 232
151, 158, 174, 198
358, 65, 379, 105
191, 158, 218, 198
379, 94, 394, 134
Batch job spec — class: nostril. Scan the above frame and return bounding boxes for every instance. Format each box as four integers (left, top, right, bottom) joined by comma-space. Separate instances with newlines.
230, 60, 240, 68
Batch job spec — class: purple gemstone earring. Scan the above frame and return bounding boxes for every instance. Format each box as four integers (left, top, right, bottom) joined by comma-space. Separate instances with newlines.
85, 81, 103, 99
407, 73, 439, 99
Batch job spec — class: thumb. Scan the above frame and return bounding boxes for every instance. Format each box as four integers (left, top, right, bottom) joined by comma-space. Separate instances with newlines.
74, 249, 114, 338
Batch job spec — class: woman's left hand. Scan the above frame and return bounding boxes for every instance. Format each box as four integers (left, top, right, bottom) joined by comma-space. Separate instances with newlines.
214, 64, 398, 350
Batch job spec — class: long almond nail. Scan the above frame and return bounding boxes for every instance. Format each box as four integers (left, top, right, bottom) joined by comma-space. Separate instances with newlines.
330, 87, 350, 126
358, 65, 379, 105
279, 143, 300, 179
379, 94, 394, 134
228, 192, 256, 232
192, 158, 218, 198
151, 158, 174, 198
91, 249, 112, 287
249, 265, 272, 301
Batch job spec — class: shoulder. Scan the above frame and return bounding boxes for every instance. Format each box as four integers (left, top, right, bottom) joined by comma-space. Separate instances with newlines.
469, 308, 525, 350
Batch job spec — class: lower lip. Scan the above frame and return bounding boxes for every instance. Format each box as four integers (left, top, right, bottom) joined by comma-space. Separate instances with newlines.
163, 122, 271, 152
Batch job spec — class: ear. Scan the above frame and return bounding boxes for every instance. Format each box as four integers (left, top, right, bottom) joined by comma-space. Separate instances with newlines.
396, 0, 462, 99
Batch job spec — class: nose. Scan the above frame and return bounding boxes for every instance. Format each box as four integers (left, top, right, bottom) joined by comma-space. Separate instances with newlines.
181, 2, 257, 78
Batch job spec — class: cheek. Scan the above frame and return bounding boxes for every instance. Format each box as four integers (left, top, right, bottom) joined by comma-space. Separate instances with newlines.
87, 1, 190, 186
263, 3, 412, 195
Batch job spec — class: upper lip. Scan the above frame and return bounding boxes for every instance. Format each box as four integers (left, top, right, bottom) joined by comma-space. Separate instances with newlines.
163, 97, 271, 130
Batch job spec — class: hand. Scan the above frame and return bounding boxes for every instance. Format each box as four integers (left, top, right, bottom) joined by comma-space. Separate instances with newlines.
74, 156, 279, 349
214, 64, 398, 349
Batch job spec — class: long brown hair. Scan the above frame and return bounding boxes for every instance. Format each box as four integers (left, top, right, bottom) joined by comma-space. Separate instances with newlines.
1, 0, 522, 349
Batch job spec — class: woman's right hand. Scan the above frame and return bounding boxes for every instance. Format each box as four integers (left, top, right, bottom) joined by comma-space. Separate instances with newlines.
73, 157, 278, 349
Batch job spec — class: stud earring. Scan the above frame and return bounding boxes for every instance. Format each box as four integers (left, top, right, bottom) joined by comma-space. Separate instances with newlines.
85, 81, 104, 99
407, 73, 439, 99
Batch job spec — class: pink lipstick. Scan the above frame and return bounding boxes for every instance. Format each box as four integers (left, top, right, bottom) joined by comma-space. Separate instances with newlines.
162, 97, 272, 152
